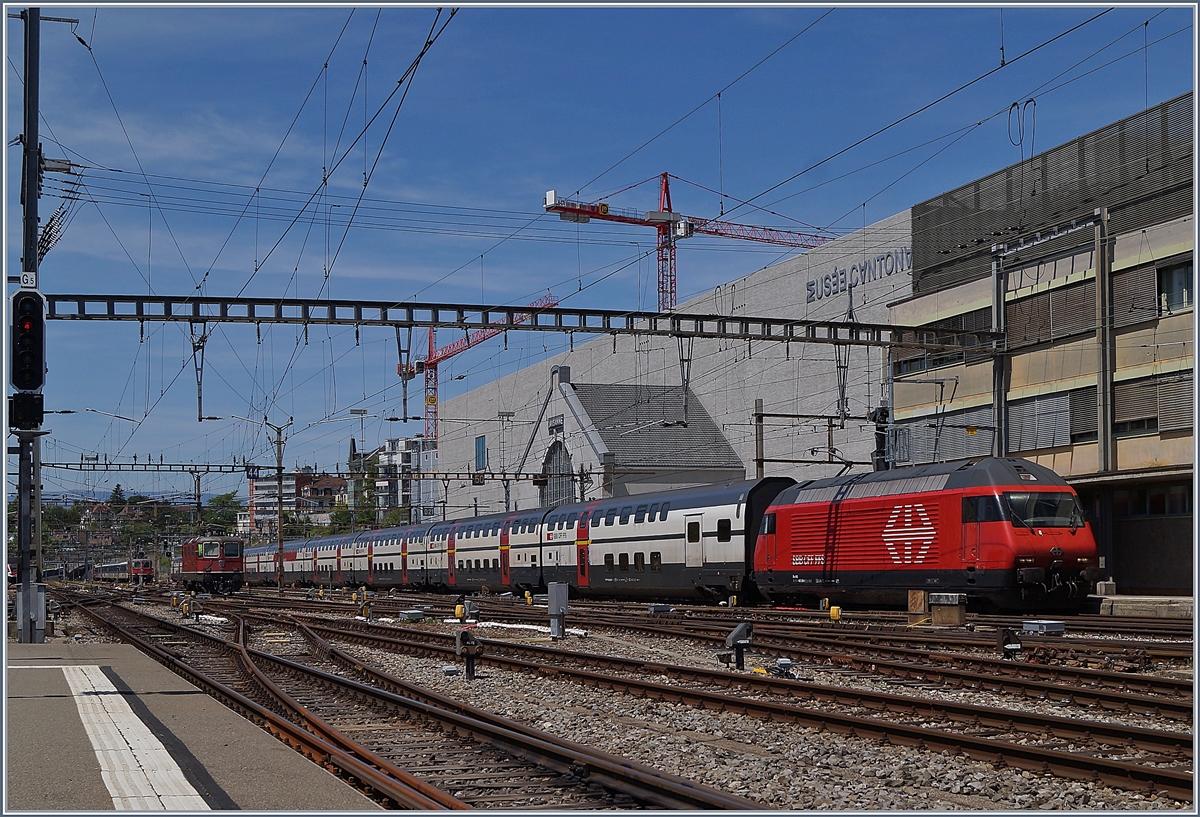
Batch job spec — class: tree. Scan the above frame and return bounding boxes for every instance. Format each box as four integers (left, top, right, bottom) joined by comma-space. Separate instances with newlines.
108, 484, 127, 508
380, 507, 409, 528
203, 491, 242, 532
329, 503, 353, 534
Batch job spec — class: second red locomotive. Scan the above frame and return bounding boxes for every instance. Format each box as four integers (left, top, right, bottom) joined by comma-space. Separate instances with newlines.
176, 536, 244, 593
754, 458, 1101, 611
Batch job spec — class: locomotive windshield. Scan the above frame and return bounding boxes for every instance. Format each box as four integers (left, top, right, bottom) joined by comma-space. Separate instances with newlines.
1003, 492, 1082, 528
222, 542, 242, 557
200, 542, 221, 558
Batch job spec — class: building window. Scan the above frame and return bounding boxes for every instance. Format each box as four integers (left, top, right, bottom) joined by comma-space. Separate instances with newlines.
1113, 483, 1193, 517
474, 434, 489, 471
1113, 417, 1159, 436
1159, 261, 1193, 313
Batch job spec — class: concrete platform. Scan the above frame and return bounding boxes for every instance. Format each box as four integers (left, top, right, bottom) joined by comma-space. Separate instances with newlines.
1091, 595, 1194, 619
6, 642, 380, 811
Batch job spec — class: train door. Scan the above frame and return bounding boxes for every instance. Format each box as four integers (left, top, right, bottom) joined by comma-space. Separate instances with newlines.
335, 544, 343, 585
367, 541, 374, 586
447, 533, 456, 586
962, 502, 980, 564
401, 538, 409, 585
575, 517, 590, 588
684, 513, 704, 568
499, 528, 511, 586
961, 495, 999, 565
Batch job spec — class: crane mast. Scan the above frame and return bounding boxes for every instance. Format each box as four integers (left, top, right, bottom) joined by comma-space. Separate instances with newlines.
399, 292, 558, 446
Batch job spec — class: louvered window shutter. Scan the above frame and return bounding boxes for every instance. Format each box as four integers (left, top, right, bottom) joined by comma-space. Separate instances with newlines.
1007, 292, 1051, 349
1111, 265, 1158, 328
1158, 371, 1194, 431
1050, 280, 1096, 339
1114, 377, 1158, 422
1069, 386, 1098, 437
1008, 397, 1039, 452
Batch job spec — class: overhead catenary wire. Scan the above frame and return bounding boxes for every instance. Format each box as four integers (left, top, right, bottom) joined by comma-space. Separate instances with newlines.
30, 11, 1190, 496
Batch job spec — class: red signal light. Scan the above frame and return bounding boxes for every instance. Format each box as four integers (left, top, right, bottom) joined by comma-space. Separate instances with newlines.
10, 290, 45, 392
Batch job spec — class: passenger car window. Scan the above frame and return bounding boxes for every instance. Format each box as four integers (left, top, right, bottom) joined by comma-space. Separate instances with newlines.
619, 553, 630, 571
604, 553, 614, 571
650, 551, 662, 571
620, 506, 633, 524
634, 552, 645, 571
659, 503, 671, 521
686, 521, 700, 543
717, 519, 732, 542
605, 508, 617, 526
634, 505, 648, 524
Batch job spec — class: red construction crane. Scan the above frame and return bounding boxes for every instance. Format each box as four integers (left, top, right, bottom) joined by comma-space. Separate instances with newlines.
545, 172, 832, 311
398, 292, 558, 445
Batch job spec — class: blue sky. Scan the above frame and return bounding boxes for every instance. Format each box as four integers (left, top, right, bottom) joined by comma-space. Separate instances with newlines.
5, 4, 1195, 503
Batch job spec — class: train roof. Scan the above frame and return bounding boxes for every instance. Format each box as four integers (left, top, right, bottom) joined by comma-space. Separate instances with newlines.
774, 458, 1071, 506
559, 477, 795, 516
245, 522, 440, 555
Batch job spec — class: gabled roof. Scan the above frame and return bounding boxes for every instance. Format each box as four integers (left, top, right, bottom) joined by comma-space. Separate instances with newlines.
569, 383, 742, 471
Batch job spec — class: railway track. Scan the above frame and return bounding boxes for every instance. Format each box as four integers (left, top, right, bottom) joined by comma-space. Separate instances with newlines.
63, 594, 761, 810
171, 590, 1195, 704
267, 613, 1193, 801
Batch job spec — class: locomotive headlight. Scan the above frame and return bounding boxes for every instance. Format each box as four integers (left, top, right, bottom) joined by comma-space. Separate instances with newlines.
1015, 556, 1035, 565
1075, 556, 1093, 565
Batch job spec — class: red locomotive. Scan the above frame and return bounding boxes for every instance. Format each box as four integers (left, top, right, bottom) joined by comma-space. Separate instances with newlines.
177, 536, 244, 593
754, 458, 1101, 611
130, 556, 155, 583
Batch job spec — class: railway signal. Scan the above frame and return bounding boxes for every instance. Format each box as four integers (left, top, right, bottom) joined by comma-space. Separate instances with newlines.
11, 289, 46, 392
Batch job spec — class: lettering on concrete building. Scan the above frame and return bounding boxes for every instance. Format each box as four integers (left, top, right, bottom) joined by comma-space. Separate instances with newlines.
806, 247, 912, 304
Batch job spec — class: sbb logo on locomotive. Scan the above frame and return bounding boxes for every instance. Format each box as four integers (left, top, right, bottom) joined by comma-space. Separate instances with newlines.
881, 503, 936, 564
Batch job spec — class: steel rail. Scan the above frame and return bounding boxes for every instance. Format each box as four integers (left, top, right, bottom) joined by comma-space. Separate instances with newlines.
658, 614, 1194, 660
226, 615, 467, 809
551, 612, 1195, 710
283, 617, 766, 810
301, 617, 1193, 756
289, 616, 1194, 801
68, 600, 456, 810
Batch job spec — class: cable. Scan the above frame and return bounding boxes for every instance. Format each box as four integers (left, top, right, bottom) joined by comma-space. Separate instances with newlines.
721, 8, 1115, 223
